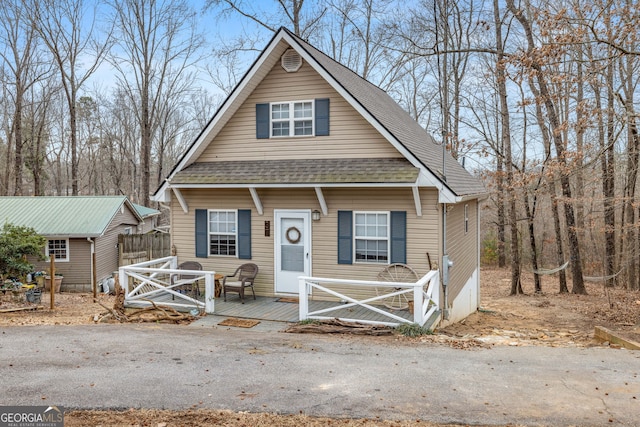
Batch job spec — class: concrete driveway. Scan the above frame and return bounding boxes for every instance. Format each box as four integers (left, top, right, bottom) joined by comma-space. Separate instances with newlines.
0, 321, 638, 426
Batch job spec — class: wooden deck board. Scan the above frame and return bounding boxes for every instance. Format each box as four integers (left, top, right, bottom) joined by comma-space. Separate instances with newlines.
125, 292, 413, 324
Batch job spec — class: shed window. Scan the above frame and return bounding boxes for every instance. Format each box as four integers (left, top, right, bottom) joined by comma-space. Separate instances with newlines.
354, 212, 389, 263
47, 239, 69, 262
209, 210, 237, 256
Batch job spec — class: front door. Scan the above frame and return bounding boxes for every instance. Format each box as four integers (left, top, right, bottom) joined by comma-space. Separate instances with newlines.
275, 210, 311, 294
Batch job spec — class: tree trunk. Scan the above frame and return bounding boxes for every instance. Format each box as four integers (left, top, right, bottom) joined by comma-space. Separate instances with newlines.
493, 0, 521, 294
13, 82, 24, 196
530, 79, 568, 294
524, 192, 541, 293
590, 69, 616, 287
496, 140, 507, 268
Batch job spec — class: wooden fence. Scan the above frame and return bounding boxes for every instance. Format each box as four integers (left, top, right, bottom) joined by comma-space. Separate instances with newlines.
119, 233, 172, 266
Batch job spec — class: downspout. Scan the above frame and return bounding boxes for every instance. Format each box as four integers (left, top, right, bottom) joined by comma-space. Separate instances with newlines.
476, 201, 481, 309
442, 204, 450, 320
87, 237, 95, 298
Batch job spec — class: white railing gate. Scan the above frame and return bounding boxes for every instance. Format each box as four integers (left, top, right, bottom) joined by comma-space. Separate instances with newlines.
119, 256, 215, 313
298, 270, 440, 327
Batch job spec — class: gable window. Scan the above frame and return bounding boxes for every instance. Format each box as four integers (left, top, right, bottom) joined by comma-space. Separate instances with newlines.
47, 239, 69, 262
209, 210, 237, 256
257, 99, 329, 139
271, 101, 313, 137
354, 212, 389, 263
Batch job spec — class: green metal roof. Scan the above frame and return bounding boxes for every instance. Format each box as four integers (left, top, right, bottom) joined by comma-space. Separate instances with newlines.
132, 203, 160, 219
0, 196, 142, 237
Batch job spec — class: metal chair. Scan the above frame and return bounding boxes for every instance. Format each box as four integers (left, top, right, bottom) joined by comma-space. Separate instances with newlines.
171, 261, 203, 300
223, 263, 258, 303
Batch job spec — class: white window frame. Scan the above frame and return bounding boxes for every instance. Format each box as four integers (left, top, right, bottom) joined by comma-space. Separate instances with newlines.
46, 238, 70, 263
270, 100, 314, 137
208, 209, 238, 257
353, 211, 390, 264
464, 204, 469, 234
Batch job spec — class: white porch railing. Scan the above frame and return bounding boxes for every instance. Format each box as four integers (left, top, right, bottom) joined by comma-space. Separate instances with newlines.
298, 270, 440, 327
119, 256, 215, 313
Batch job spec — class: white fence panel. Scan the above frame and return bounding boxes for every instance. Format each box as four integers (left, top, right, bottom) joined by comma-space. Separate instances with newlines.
298, 270, 440, 327
120, 256, 215, 313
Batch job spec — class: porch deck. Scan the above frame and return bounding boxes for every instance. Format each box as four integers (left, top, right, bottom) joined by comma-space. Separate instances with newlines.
126, 293, 414, 324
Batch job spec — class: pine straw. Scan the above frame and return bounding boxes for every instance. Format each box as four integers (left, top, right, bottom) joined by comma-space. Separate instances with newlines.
64, 408, 514, 427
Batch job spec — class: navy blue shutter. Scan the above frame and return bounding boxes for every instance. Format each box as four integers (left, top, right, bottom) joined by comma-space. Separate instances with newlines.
195, 209, 208, 258
237, 209, 252, 259
256, 103, 269, 139
315, 98, 330, 136
390, 211, 407, 264
337, 210, 353, 264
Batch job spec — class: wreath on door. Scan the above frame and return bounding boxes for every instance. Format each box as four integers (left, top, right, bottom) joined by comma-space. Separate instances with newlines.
285, 226, 301, 244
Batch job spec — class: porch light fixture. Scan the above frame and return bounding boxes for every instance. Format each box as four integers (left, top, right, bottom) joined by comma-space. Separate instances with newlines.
312, 210, 321, 221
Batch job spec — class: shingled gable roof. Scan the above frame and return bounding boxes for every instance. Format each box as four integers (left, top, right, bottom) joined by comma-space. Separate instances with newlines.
290, 31, 486, 198
153, 27, 485, 202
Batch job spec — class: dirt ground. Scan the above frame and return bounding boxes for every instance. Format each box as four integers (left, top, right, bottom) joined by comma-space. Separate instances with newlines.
2, 267, 639, 426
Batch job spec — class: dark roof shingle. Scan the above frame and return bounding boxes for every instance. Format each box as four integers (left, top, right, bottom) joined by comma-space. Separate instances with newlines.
171, 158, 419, 185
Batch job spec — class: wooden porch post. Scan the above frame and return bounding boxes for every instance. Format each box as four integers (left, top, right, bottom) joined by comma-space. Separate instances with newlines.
49, 256, 55, 310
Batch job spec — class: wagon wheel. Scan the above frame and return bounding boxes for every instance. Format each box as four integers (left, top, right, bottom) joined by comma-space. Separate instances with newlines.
376, 263, 419, 310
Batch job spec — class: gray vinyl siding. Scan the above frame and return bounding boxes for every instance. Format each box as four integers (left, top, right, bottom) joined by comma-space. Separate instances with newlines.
95, 205, 142, 283
94, 229, 120, 283
32, 204, 143, 292
198, 60, 402, 162
171, 187, 440, 300
445, 200, 478, 304
33, 238, 91, 292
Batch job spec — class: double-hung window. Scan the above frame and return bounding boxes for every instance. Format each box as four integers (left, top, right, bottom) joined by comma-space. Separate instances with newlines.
271, 101, 313, 137
209, 210, 237, 256
47, 239, 69, 262
354, 212, 389, 263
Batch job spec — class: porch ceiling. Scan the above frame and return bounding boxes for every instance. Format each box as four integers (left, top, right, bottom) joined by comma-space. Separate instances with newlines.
168, 158, 419, 185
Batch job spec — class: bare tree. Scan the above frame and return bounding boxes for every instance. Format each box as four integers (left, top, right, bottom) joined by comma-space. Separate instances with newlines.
29, 0, 111, 196
23, 77, 58, 195
506, 0, 586, 294
205, 0, 327, 38
492, 0, 522, 293
109, 0, 203, 205
0, 0, 48, 195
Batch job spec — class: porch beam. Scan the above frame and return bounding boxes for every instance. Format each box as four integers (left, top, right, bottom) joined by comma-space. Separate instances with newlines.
314, 187, 328, 216
249, 187, 264, 215
412, 185, 423, 217
172, 188, 189, 213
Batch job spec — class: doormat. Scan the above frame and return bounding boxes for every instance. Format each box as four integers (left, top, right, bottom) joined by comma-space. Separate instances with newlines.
218, 317, 261, 328
276, 297, 299, 303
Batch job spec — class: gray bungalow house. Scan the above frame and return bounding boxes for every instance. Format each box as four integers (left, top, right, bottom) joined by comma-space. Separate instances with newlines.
152, 28, 486, 325
0, 196, 158, 292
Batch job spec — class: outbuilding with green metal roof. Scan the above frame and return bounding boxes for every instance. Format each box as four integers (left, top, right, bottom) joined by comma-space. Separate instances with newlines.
0, 196, 159, 292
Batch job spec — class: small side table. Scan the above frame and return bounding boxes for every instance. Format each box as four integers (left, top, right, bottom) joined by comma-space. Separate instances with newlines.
214, 273, 224, 298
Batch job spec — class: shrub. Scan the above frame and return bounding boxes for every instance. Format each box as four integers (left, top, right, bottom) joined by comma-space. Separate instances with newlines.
0, 222, 47, 281
481, 234, 499, 265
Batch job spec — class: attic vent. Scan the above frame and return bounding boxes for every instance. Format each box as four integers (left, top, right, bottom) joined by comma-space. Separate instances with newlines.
281, 49, 302, 72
